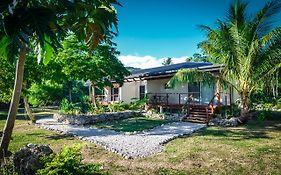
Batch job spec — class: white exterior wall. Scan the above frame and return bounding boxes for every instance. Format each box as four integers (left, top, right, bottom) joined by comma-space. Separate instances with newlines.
106, 77, 239, 105
119, 80, 147, 103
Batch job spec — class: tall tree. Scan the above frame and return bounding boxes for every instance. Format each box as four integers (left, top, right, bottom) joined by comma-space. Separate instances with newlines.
186, 53, 208, 62
0, 57, 14, 103
168, 0, 281, 121
56, 34, 130, 106
0, 0, 120, 158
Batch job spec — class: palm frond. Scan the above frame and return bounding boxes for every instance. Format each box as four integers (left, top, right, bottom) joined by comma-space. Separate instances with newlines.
251, 0, 281, 37
227, 0, 248, 27
167, 69, 236, 91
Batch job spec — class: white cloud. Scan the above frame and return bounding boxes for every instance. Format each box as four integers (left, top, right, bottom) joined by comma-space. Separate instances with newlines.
118, 55, 188, 69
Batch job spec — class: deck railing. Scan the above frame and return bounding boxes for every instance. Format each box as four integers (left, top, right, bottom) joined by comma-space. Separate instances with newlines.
146, 92, 201, 106
146, 91, 231, 107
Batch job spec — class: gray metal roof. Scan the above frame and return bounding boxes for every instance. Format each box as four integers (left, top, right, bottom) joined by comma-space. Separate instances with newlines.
126, 62, 214, 79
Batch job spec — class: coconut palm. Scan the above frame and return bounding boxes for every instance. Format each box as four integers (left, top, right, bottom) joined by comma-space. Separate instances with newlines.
168, 0, 281, 120
0, 0, 120, 158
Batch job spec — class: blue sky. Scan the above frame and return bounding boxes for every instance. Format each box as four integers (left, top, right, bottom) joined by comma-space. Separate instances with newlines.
115, 0, 281, 68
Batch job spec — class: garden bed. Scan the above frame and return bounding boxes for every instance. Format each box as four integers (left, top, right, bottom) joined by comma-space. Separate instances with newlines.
53, 111, 142, 125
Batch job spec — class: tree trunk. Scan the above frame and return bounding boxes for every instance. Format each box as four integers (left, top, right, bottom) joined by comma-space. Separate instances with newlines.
275, 70, 279, 98
23, 96, 35, 123
22, 82, 35, 123
91, 81, 97, 107
0, 45, 27, 159
69, 89, 72, 102
238, 91, 250, 123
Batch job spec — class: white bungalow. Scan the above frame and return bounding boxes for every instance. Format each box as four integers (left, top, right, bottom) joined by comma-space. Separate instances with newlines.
99, 62, 239, 123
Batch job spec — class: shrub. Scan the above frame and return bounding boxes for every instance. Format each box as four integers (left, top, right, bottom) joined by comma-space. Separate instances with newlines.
257, 110, 271, 123
0, 158, 16, 175
59, 98, 76, 114
214, 104, 240, 119
36, 145, 107, 175
28, 82, 64, 107
129, 98, 147, 110
108, 102, 130, 112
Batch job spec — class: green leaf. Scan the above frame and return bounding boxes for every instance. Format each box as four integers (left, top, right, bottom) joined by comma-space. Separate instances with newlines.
0, 36, 12, 59
43, 35, 54, 65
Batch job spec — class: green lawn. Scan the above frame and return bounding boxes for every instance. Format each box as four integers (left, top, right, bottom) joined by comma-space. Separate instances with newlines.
0, 108, 281, 174
92, 117, 171, 132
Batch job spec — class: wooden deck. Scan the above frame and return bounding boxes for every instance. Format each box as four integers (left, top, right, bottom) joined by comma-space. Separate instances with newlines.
147, 92, 231, 124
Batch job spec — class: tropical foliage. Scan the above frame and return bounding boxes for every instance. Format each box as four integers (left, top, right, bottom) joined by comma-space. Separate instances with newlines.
0, 0, 121, 157
37, 145, 106, 175
169, 0, 281, 119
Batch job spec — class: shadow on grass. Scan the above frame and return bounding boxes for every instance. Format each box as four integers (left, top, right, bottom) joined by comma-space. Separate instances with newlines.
0, 107, 57, 121
198, 127, 270, 140
25, 132, 75, 141
194, 111, 281, 141
45, 134, 75, 141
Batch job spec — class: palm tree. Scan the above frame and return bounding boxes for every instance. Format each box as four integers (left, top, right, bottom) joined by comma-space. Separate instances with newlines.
168, 0, 281, 121
0, 0, 120, 158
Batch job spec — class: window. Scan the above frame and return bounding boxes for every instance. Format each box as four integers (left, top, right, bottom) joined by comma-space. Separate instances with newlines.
111, 87, 119, 101
139, 85, 146, 100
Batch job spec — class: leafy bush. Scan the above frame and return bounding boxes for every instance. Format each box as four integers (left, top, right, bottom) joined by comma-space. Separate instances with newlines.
36, 145, 107, 175
214, 104, 240, 119
28, 82, 64, 107
129, 98, 147, 110
250, 91, 275, 104
59, 98, 76, 114
274, 98, 281, 109
108, 102, 130, 112
257, 111, 268, 123
0, 158, 16, 175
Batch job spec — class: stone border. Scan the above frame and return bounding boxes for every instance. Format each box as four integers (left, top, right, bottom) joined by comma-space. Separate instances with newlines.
54, 110, 142, 125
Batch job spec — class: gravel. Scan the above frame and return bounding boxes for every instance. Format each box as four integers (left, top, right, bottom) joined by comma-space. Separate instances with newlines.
36, 118, 205, 159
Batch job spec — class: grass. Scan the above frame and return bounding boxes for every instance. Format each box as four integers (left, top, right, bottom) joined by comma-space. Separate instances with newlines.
0, 108, 281, 174
92, 116, 171, 132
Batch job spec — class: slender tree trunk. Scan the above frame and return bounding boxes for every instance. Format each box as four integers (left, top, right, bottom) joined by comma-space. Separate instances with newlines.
23, 96, 35, 123
0, 45, 27, 159
238, 91, 250, 123
22, 82, 35, 123
276, 71, 279, 98
69, 87, 72, 102
91, 81, 97, 107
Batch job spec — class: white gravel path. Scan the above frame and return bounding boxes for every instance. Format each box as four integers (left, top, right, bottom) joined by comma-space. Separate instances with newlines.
36, 118, 205, 159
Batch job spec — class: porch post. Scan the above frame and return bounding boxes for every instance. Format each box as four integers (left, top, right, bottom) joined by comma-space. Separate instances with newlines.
216, 80, 221, 108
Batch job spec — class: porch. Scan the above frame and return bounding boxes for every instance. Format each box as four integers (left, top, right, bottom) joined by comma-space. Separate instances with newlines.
146, 92, 231, 109
147, 92, 232, 124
